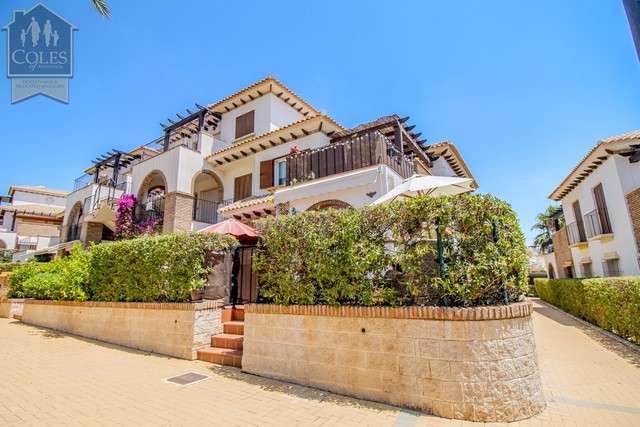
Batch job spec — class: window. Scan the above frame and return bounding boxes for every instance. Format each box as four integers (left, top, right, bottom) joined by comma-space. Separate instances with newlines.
580, 263, 593, 278
602, 259, 622, 277
235, 110, 255, 139
275, 159, 287, 186
234, 173, 252, 201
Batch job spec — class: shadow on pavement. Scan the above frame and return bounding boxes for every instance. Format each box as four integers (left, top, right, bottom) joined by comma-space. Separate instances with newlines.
532, 298, 640, 369
206, 364, 399, 412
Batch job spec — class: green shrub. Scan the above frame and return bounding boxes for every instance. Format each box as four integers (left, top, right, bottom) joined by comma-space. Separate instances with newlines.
0, 262, 21, 273
87, 232, 237, 302
10, 244, 89, 301
255, 194, 529, 307
535, 277, 640, 344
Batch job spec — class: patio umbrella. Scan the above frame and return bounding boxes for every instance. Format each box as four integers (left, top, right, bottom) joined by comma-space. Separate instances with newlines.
372, 174, 474, 205
199, 218, 259, 244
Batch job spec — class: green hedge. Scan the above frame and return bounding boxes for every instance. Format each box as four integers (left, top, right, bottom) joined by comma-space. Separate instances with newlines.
87, 232, 237, 302
255, 194, 529, 307
7, 233, 238, 302
535, 277, 640, 344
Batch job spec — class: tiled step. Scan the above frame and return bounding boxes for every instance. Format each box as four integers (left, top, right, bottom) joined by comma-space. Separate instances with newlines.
13, 314, 22, 321
211, 333, 243, 350
223, 321, 244, 335
221, 307, 244, 323
197, 347, 242, 368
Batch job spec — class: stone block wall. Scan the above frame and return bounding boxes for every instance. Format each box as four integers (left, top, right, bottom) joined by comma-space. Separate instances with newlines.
80, 222, 104, 247
0, 272, 11, 299
551, 228, 572, 278
242, 303, 545, 422
163, 192, 194, 234
21, 300, 223, 359
0, 298, 24, 319
626, 187, 640, 254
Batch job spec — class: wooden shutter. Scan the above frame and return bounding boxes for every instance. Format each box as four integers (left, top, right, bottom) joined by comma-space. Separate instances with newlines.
235, 110, 255, 139
259, 160, 274, 189
572, 201, 586, 242
593, 184, 612, 234
234, 174, 252, 200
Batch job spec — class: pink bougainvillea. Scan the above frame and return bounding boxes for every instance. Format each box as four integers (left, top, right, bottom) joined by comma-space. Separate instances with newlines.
114, 194, 162, 240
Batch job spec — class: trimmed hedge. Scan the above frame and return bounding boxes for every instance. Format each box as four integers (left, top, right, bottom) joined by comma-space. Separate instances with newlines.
535, 277, 640, 344
255, 194, 529, 307
87, 232, 237, 302
7, 232, 238, 303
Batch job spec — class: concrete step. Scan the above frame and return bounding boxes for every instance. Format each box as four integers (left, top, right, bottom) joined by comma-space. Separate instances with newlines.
197, 347, 242, 368
211, 333, 243, 350
223, 320, 244, 335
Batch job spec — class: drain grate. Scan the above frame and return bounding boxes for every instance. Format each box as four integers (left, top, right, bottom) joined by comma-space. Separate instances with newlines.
164, 372, 210, 387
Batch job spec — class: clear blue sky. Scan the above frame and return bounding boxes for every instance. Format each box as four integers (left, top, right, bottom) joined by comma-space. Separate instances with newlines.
1, 0, 639, 245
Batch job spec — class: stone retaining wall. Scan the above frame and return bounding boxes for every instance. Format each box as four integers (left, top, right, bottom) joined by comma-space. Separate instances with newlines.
0, 298, 24, 319
242, 302, 545, 422
21, 299, 223, 360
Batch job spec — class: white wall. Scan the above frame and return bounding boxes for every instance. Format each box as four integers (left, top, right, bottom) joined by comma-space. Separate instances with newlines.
63, 184, 97, 224
429, 157, 457, 177
11, 190, 66, 207
219, 95, 272, 143
0, 231, 16, 249
269, 94, 306, 131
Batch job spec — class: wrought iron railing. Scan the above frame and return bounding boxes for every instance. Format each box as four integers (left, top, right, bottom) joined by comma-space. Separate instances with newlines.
566, 221, 587, 245
73, 174, 94, 192
584, 208, 612, 238
286, 131, 414, 184
136, 194, 165, 222
193, 199, 220, 224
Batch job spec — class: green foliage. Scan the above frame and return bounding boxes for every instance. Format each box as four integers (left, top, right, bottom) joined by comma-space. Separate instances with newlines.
87, 232, 237, 302
531, 205, 563, 254
0, 262, 23, 273
9, 244, 89, 301
255, 194, 529, 307
0, 249, 16, 263
535, 277, 640, 344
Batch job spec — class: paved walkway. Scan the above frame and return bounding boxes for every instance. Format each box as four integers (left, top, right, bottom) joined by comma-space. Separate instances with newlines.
0, 298, 639, 426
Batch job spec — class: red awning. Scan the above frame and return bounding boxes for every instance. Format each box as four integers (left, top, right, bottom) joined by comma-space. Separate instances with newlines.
199, 218, 259, 244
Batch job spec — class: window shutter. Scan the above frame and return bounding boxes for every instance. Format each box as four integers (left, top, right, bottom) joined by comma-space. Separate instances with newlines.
235, 110, 255, 139
259, 160, 274, 189
234, 174, 252, 200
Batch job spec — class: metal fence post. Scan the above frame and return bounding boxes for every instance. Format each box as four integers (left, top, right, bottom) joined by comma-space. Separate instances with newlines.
493, 219, 509, 305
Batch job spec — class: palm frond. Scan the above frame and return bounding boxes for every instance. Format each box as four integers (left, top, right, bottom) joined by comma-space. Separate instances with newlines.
91, 0, 112, 20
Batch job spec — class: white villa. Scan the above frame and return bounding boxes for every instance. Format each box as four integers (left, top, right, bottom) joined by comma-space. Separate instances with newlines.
0, 186, 68, 261
545, 130, 640, 278
60, 76, 477, 250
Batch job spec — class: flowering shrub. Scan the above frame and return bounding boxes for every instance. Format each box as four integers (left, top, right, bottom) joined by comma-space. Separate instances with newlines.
115, 194, 163, 239
290, 146, 301, 154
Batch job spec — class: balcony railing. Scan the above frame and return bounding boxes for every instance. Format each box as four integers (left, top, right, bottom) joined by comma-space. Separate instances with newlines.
566, 221, 587, 245
584, 208, 612, 238
286, 131, 414, 185
73, 174, 94, 192
73, 172, 129, 193
193, 199, 220, 224
136, 194, 165, 223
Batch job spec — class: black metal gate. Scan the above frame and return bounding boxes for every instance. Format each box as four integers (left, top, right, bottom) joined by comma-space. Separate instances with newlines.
230, 245, 259, 306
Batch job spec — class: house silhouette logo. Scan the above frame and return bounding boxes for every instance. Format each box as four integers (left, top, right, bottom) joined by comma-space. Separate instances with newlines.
3, 3, 77, 103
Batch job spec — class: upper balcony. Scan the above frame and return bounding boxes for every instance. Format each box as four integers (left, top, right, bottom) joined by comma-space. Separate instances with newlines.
584, 208, 613, 241
286, 130, 414, 184
566, 221, 587, 246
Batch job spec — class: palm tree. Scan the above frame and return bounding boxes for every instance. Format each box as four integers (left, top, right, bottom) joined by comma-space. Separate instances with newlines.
91, 0, 112, 19
531, 205, 563, 254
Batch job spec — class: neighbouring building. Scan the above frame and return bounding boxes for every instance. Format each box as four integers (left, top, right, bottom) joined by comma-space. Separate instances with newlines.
60, 75, 477, 250
0, 186, 68, 261
544, 129, 640, 278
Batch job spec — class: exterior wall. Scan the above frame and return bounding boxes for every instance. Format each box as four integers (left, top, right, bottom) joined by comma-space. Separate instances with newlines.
560, 156, 640, 277
219, 95, 272, 143
15, 217, 61, 238
430, 157, 458, 178
0, 231, 16, 249
80, 222, 104, 247
626, 186, 640, 254
550, 228, 572, 278
11, 190, 66, 208
268, 94, 306, 131
0, 298, 24, 319
63, 184, 97, 224
0, 273, 11, 299
20, 300, 223, 360
162, 192, 194, 234
243, 303, 545, 423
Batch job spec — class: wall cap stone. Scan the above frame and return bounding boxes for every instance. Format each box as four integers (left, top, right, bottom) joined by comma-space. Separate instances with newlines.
245, 301, 532, 320
24, 299, 222, 311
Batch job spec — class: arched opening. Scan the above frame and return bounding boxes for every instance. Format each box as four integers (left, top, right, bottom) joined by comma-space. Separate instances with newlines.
307, 199, 351, 211
192, 170, 223, 224
0, 240, 7, 249
67, 202, 84, 241
547, 264, 555, 279
137, 171, 167, 222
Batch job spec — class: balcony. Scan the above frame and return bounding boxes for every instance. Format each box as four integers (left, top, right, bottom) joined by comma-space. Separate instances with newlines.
286, 131, 414, 184
584, 208, 613, 241
136, 194, 165, 223
193, 199, 220, 224
566, 221, 587, 246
